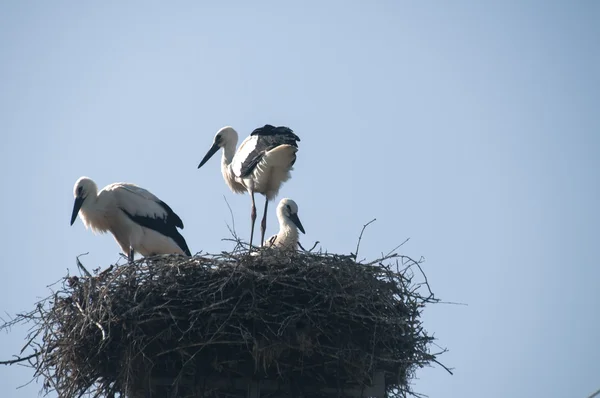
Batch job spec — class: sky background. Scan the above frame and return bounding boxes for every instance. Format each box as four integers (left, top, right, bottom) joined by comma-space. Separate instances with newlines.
1, 1, 599, 397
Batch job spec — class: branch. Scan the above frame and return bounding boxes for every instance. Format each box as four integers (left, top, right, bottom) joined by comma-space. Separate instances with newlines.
384, 237, 410, 257
588, 388, 600, 398
354, 218, 376, 261
432, 358, 454, 375
74, 301, 106, 341
298, 241, 320, 253
76, 253, 92, 278
413, 257, 435, 301
0, 352, 38, 366
222, 195, 238, 240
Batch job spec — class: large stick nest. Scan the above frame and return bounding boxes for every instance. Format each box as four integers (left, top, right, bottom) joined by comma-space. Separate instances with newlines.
2, 247, 446, 397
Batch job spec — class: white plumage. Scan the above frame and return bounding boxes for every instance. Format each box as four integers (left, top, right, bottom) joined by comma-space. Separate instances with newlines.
197, 124, 300, 249
265, 198, 305, 250
70, 176, 191, 261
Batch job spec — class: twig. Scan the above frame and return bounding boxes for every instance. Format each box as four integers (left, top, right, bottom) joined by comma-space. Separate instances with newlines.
431, 358, 454, 375
223, 195, 238, 240
74, 301, 106, 341
414, 258, 434, 300
436, 301, 468, 306
354, 218, 376, 261
298, 241, 320, 253
0, 352, 38, 366
76, 253, 92, 278
20, 327, 42, 355
588, 388, 600, 398
384, 237, 410, 257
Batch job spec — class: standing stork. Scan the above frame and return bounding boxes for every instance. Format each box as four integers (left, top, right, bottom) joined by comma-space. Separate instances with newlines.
265, 198, 305, 250
197, 124, 300, 249
70, 176, 191, 262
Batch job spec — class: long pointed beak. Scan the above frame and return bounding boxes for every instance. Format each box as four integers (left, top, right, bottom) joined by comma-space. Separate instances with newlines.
198, 142, 220, 169
289, 213, 305, 234
70, 196, 84, 226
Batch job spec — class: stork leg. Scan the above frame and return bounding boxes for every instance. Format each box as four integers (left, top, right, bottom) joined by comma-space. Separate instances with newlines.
128, 247, 135, 263
249, 191, 257, 251
260, 198, 269, 247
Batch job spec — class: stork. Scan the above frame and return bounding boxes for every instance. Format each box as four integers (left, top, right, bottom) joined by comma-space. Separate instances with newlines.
197, 124, 300, 249
70, 176, 191, 262
265, 198, 305, 250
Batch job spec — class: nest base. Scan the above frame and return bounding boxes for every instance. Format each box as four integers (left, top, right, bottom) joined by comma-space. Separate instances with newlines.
129, 371, 386, 398
1, 248, 443, 398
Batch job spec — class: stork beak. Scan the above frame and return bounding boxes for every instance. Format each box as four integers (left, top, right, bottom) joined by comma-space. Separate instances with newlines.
198, 142, 220, 169
289, 213, 305, 234
70, 196, 84, 226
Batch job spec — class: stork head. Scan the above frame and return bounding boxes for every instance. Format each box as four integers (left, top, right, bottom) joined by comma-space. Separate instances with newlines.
277, 198, 305, 234
71, 177, 97, 226
198, 126, 238, 169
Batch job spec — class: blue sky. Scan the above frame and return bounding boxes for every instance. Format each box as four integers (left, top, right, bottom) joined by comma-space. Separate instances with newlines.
1, 1, 599, 397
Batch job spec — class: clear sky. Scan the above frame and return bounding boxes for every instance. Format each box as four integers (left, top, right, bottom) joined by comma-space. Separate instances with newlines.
1, 1, 599, 397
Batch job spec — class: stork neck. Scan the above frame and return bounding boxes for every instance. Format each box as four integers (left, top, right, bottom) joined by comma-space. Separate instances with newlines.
220, 144, 238, 189
79, 193, 105, 229
220, 141, 238, 185
280, 221, 299, 239
81, 189, 100, 207
221, 141, 236, 165
274, 223, 299, 250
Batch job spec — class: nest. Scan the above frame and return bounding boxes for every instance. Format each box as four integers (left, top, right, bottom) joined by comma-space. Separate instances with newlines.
2, 247, 446, 397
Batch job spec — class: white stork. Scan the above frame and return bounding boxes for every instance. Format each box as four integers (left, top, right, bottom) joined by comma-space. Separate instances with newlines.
197, 124, 300, 249
265, 198, 305, 250
70, 176, 191, 262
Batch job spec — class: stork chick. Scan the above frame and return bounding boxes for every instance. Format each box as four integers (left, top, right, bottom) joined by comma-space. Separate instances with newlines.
265, 198, 305, 250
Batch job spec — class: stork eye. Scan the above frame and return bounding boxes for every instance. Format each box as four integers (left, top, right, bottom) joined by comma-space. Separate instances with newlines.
286, 205, 291, 211
77, 187, 83, 195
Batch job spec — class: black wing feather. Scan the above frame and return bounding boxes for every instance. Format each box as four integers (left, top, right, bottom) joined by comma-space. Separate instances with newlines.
239, 125, 300, 177
251, 124, 301, 142
157, 200, 184, 229
120, 205, 191, 256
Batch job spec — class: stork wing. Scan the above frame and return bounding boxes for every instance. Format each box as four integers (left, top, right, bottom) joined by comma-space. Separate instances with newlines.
108, 183, 185, 230
251, 124, 300, 141
232, 125, 300, 178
